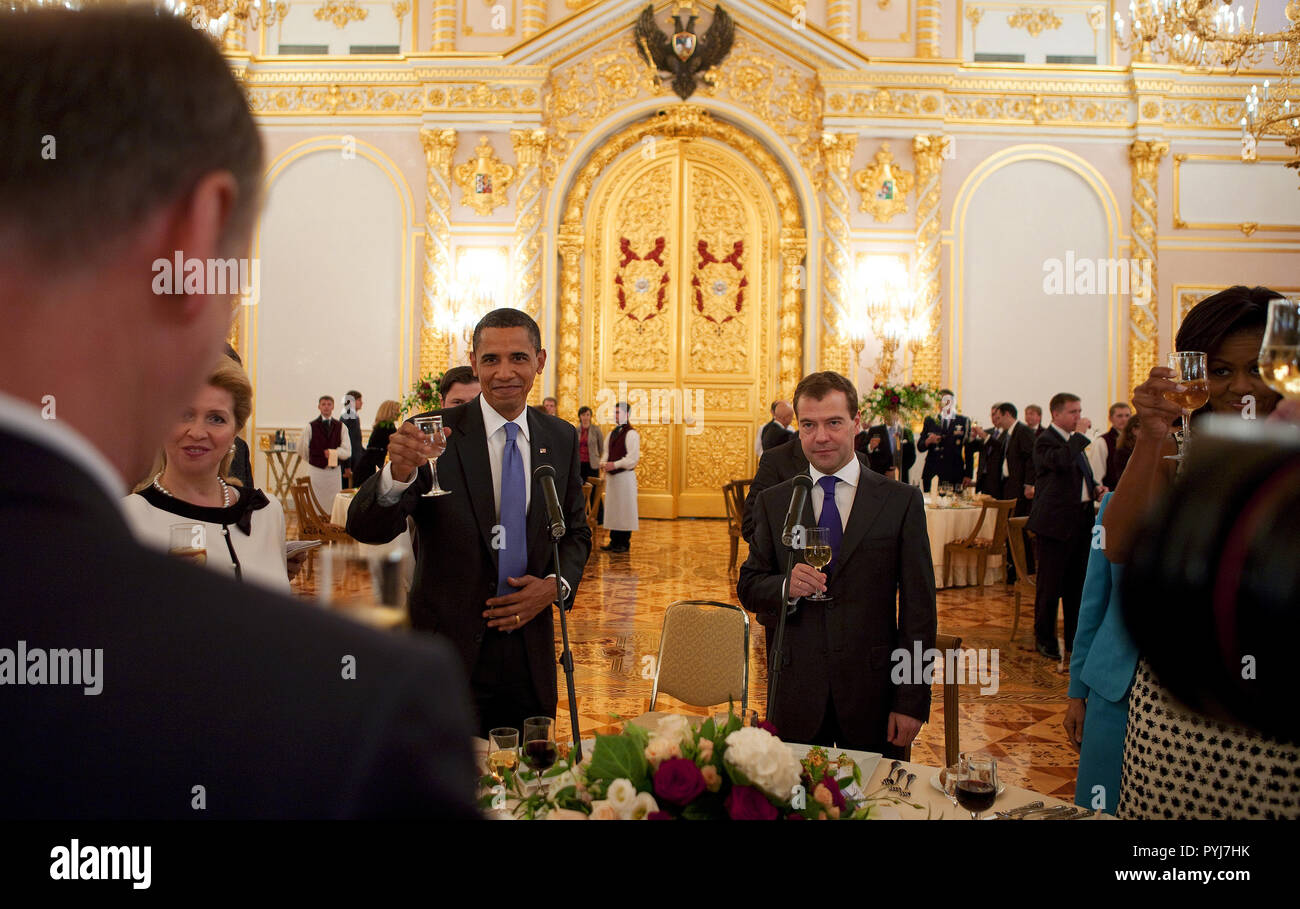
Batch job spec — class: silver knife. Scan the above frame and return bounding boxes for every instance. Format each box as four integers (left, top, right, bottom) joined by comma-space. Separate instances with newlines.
993, 800, 1044, 819
1017, 805, 1077, 820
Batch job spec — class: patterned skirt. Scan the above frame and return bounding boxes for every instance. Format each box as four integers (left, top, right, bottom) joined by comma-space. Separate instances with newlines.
1117, 659, 1300, 820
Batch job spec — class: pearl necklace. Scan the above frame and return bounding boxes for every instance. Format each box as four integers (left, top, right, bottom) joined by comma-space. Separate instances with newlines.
153, 472, 231, 508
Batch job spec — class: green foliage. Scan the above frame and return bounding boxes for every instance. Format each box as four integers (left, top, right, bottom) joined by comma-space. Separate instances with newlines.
401, 371, 444, 419
861, 381, 938, 425
586, 733, 650, 792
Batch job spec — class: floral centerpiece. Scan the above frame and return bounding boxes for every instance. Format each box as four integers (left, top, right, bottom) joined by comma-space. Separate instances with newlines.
400, 371, 443, 419
860, 381, 937, 427
479, 710, 928, 820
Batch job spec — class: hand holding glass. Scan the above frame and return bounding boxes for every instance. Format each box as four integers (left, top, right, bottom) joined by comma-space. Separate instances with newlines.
802, 526, 831, 601
1162, 351, 1208, 462
1260, 297, 1300, 400
413, 416, 450, 497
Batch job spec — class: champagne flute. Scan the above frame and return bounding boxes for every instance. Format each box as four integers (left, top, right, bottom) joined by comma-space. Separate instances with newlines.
955, 755, 998, 820
1162, 351, 1209, 462
803, 526, 832, 601
1260, 297, 1300, 400
487, 727, 519, 783
168, 522, 207, 566
413, 415, 451, 497
521, 716, 557, 796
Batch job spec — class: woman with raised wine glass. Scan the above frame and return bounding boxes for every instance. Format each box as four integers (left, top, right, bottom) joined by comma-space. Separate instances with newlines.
122, 357, 290, 592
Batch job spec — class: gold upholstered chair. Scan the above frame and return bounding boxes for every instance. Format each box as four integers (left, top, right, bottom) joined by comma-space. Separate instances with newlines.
648, 600, 750, 716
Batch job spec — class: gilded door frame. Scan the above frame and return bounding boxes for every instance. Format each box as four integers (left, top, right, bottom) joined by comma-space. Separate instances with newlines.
554, 105, 807, 422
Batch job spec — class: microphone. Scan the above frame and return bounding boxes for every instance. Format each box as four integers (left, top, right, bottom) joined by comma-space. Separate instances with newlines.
533, 464, 566, 540
780, 474, 814, 548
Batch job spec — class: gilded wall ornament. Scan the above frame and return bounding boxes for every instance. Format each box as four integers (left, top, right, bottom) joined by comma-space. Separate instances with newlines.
1128, 140, 1169, 398
315, 0, 368, 28
633, 2, 735, 100
1006, 8, 1062, 38
454, 136, 516, 216
853, 143, 914, 223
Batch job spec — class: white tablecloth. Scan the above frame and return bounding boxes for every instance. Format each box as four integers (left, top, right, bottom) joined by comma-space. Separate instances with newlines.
924, 503, 1001, 589
331, 491, 357, 527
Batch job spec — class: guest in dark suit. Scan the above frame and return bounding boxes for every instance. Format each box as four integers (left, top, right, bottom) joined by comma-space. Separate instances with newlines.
760, 400, 795, 451
738, 372, 936, 756
857, 411, 916, 481
340, 390, 364, 488
1027, 393, 1104, 660
965, 405, 1006, 498
995, 402, 1037, 517
0, 7, 476, 818
743, 435, 870, 544
350, 399, 401, 487
1025, 404, 1045, 439
439, 365, 481, 408
348, 308, 591, 738
917, 388, 973, 489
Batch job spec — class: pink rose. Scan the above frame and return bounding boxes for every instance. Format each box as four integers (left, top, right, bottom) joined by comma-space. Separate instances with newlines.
725, 785, 779, 820
700, 765, 721, 792
653, 757, 706, 806
697, 739, 714, 762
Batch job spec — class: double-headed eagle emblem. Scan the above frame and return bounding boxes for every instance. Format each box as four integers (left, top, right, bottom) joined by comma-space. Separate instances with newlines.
634, 2, 735, 101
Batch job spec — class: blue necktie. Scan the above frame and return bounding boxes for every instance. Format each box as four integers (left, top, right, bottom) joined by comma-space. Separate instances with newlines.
1076, 451, 1097, 499
497, 422, 527, 596
817, 475, 843, 572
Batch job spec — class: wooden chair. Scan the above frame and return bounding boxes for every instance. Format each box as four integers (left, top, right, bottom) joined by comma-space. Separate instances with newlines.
648, 600, 750, 715
582, 478, 605, 551
901, 631, 964, 766
1006, 516, 1037, 645
291, 478, 351, 545
721, 478, 751, 573
942, 497, 1016, 590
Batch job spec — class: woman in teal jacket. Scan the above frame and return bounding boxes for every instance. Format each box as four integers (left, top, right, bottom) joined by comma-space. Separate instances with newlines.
1064, 493, 1137, 815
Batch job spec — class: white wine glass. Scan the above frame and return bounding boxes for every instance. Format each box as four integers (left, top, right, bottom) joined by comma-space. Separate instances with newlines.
803, 526, 832, 601
1260, 297, 1300, 400
487, 727, 519, 784
1162, 351, 1209, 462
413, 416, 451, 497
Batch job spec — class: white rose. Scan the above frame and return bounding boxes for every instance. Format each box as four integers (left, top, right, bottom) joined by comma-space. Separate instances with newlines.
644, 736, 680, 768
628, 791, 660, 820
724, 727, 801, 800
605, 778, 638, 818
589, 800, 621, 820
654, 714, 693, 745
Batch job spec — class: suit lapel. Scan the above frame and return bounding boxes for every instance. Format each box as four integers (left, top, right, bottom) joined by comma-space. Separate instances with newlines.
452, 401, 499, 559
526, 410, 554, 568
837, 469, 890, 567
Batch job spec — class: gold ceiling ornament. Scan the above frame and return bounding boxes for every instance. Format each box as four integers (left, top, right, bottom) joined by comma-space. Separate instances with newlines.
1006, 7, 1062, 37
454, 136, 516, 217
180, 0, 290, 52
1128, 139, 1169, 398
419, 128, 457, 377
853, 142, 914, 223
314, 0, 366, 28
909, 134, 948, 389
392, 0, 409, 18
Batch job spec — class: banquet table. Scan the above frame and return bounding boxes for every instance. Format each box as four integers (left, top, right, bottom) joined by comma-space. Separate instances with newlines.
330, 490, 358, 527
924, 501, 1001, 589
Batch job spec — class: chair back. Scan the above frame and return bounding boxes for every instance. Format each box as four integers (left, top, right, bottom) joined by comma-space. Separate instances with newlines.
985, 498, 1018, 551
291, 478, 326, 538
583, 477, 604, 535
1006, 516, 1035, 582
935, 631, 963, 769
650, 600, 749, 714
722, 479, 750, 537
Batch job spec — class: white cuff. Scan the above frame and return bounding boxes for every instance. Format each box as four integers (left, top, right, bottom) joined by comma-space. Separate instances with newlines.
377, 462, 415, 505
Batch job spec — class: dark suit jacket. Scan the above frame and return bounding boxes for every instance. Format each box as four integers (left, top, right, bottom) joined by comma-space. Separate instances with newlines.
917, 414, 973, 485
858, 425, 916, 479
742, 435, 870, 544
0, 428, 477, 819
760, 420, 791, 451
737, 468, 936, 750
350, 424, 395, 488
230, 435, 253, 489
967, 430, 1005, 498
346, 397, 591, 713
1027, 426, 1095, 541
1002, 422, 1037, 516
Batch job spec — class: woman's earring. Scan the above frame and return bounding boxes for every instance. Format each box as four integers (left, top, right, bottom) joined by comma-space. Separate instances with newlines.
230, 444, 236, 453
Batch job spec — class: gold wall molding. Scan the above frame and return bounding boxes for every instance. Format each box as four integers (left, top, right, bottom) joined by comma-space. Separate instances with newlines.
426, 84, 541, 110
1128, 139, 1169, 399
420, 127, 457, 377
314, 0, 368, 29
432, 0, 454, 50
246, 84, 425, 115
910, 133, 947, 388
462, 0, 516, 36
821, 132, 856, 376
1172, 153, 1300, 233
521, 0, 546, 40
554, 106, 805, 418
455, 136, 516, 216
858, 0, 910, 43
917, 0, 941, 58
827, 0, 853, 41
1005, 7, 1061, 38
510, 128, 547, 328
853, 142, 914, 222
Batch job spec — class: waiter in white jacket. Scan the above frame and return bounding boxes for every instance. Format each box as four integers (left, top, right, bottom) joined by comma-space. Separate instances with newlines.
297, 394, 351, 509
599, 401, 639, 553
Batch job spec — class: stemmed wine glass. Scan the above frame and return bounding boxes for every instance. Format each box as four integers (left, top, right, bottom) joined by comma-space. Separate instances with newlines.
520, 716, 557, 795
1162, 351, 1209, 462
413, 415, 451, 497
487, 727, 519, 784
955, 755, 998, 820
1259, 297, 1300, 401
802, 526, 832, 601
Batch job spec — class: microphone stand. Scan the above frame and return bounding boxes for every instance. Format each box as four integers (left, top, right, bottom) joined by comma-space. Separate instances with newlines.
769, 545, 799, 725
551, 537, 582, 764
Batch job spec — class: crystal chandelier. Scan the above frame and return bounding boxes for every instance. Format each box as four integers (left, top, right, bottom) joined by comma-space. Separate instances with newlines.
1112, 0, 1268, 68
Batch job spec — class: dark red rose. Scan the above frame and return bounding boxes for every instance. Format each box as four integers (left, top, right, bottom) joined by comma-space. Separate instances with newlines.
647, 811, 674, 820
873, 382, 881, 389
819, 774, 846, 810
756, 719, 779, 736
653, 758, 706, 805
890, 395, 900, 404
421, 382, 431, 391
786, 812, 806, 820
726, 785, 779, 820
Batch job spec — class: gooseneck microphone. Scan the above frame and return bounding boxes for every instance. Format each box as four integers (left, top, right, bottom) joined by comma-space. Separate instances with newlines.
533, 464, 566, 540
780, 474, 814, 547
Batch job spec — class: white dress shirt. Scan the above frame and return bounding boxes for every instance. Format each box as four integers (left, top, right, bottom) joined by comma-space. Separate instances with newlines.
0, 389, 126, 509
1052, 423, 1091, 502
808, 454, 861, 531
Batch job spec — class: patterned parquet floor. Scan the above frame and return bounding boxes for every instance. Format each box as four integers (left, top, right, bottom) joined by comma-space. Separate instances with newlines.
292, 516, 1081, 801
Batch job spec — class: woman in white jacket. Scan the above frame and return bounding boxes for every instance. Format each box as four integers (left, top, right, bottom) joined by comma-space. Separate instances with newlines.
599, 401, 640, 552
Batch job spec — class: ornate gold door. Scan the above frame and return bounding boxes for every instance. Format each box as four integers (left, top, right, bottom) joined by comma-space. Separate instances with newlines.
583, 136, 781, 518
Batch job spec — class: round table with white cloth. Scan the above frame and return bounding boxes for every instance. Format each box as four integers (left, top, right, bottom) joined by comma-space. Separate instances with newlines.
923, 502, 1001, 589
331, 490, 357, 527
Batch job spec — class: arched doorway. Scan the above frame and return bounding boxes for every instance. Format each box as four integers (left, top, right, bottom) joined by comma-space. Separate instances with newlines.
556, 106, 806, 518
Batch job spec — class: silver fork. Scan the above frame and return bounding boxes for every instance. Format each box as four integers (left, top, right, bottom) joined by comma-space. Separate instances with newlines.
992, 800, 1045, 819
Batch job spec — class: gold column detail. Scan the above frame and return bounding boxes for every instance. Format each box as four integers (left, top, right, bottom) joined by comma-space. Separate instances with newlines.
1128, 139, 1168, 396
821, 132, 856, 376
779, 229, 807, 398
917, 0, 941, 58
510, 129, 547, 322
826, 0, 852, 40
910, 134, 947, 387
420, 128, 457, 377
431, 0, 454, 51
555, 229, 584, 418
521, 0, 546, 40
